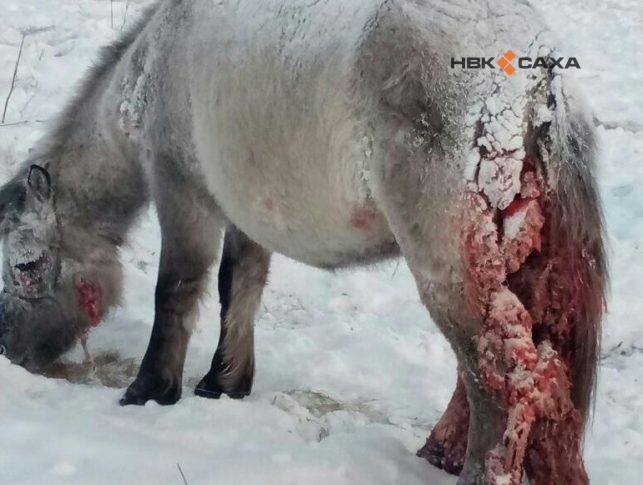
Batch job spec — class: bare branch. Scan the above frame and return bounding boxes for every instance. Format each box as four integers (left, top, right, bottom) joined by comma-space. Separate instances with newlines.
1, 26, 54, 124
19, 86, 38, 117
121, 0, 131, 30
2, 34, 26, 124
21, 26, 54, 36
0, 119, 48, 128
176, 463, 189, 485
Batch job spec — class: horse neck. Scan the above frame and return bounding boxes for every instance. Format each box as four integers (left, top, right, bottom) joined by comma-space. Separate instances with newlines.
39, 72, 148, 251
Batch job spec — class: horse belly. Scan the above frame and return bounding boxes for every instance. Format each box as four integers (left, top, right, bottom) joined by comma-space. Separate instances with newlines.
198, 136, 397, 268
185, 0, 400, 267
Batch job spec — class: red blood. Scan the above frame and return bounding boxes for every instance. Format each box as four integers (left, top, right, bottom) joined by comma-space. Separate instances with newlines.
502, 199, 545, 274
76, 279, 102, 326
18, 272, 38, 297
350, 206, 378, 231
520, 171, 542, 199
501, 197, 532, 218
522, 155, 537, 172
461, 192, 506, 315
418, 376, 469, 474
459, 150, 587, 484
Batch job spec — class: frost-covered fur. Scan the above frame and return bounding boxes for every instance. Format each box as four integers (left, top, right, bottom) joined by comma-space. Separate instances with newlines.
0, 1, 605, 484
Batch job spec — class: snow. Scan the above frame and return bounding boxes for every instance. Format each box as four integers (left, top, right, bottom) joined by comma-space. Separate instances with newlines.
503, 208, 527, 242
477, 157, 523, 209
0, 1, 642, 484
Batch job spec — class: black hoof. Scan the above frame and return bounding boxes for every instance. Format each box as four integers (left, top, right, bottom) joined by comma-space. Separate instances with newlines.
417, 437, 465, 476
194, 369, 252, 400
120, 372, 181, 406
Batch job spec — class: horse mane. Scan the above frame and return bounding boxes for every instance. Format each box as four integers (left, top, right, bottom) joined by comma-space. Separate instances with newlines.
32, 2, 161, 167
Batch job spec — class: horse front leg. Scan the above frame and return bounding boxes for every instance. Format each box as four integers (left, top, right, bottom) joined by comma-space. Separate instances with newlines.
121, 164, 224, 406
195, 225, 271, 399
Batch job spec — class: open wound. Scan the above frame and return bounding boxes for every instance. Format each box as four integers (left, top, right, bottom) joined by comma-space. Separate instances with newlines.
462, 143, 580, 484
76, 278, 103, 326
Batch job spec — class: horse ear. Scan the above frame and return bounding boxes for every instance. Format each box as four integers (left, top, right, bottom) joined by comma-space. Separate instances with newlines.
27, 164, 52, 201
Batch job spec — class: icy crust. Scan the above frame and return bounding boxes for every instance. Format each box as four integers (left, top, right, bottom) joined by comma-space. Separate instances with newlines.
118, 73, 148, 138
461, 32, 556, 190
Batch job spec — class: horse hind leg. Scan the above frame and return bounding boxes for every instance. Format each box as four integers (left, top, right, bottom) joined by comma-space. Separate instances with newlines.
373, 140, 581, 484
369, 113, 504, 483
195, 226, 270, 399
368, 78, 602, 484
417, 372, 469, 475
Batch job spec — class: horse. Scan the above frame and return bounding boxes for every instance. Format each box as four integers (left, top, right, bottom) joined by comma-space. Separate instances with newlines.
0, 1, 606, 483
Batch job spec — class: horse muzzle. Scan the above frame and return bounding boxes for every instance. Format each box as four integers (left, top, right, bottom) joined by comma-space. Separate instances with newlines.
0, 291, 77, 371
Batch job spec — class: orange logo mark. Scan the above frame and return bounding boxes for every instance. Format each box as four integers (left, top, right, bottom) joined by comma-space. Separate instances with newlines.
497, 50, 516, 75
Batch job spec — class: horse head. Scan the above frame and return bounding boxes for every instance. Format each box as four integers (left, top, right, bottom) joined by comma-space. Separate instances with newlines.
0, 165, 77, 370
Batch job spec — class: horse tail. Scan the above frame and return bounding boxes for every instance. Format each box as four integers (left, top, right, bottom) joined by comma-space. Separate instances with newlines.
513, 75, 607, 484
535, 77, 607, 423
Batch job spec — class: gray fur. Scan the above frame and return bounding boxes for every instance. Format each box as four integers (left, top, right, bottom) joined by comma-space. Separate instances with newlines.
196, 226, 270, 399
0, 1, 605, 483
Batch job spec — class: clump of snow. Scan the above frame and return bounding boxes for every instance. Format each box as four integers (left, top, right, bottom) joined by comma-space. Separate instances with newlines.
503, 208, 528, 241
478, 157, 523, 210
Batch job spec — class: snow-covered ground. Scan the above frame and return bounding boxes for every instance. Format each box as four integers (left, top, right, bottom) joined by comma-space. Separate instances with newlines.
0, 1, 641, 484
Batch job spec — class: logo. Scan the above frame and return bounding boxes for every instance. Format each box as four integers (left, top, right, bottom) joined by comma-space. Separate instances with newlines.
497, 50, 516, 75
450, 51, 580, 75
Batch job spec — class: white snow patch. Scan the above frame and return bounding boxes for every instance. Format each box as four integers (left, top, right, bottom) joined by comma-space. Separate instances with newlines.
503, 207, 529, 241
478, 157, 523, 210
